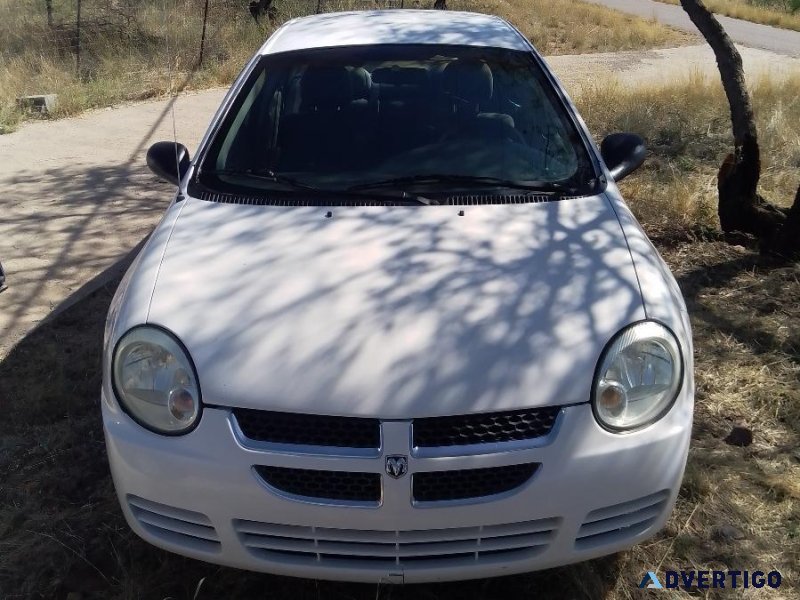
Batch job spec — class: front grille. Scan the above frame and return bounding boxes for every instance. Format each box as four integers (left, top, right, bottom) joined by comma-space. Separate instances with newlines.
234, 408, 380, 449
413, 407, 560, 447
413, 463, 538, 502
255, 466, 381, 503
128, 495, 220, 553
575, 490, 669, 550
234, 517, 558, 568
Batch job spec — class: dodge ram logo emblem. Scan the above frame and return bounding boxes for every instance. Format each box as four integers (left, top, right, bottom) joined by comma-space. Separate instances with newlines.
385, 455, 408, 479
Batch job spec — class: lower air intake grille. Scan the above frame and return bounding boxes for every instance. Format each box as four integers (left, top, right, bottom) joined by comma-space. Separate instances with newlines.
255, 466, 381, 503
233, 408, 380, 449
413, 463, 539, 502
234, 517, 558, 569
413, 407, 560, 447
128, 495, 220, 553
575, 490, 670, 550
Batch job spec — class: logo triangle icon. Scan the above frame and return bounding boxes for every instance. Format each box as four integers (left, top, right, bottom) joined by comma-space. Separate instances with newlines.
639, 571, 663, 589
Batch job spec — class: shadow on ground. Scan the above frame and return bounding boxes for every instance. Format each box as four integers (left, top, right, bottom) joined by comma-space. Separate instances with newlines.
1, 236, 798, 599
0, 69, 202, 358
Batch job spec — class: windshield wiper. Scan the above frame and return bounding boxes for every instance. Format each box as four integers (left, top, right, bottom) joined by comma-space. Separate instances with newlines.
348, 174, 579, 195
203, 169, 436, 205
204, 169, 323, 192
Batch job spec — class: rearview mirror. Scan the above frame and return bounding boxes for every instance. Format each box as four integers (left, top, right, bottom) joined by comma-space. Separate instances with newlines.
146, 141, 190, 186
600, 133, 646, 182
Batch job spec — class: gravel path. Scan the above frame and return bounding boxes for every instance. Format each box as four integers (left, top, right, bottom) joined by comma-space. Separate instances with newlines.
1, 44, 799, 358
584, 0, 800, 57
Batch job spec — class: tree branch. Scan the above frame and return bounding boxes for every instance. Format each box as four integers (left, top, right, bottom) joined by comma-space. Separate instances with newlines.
679, 0, 757, 149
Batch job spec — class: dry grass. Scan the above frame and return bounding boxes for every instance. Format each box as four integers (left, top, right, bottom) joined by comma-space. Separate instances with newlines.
657, 0, 800, 31
649, 239, 800, 600
0, 0, 690, 133
0, 0, 269, 133
575, 73, 800, 232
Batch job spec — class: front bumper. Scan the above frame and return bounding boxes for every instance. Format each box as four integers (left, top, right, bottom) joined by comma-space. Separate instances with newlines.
102, 389, 692, 584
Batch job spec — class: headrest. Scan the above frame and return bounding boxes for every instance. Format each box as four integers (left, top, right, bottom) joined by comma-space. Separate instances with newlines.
441, 60, 493, 105
348, 67, 372, 101
371, 66, 429, 86
301, 66, 352, 110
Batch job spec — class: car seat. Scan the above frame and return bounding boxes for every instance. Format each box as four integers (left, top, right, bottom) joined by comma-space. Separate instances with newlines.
439, 60, 524, 145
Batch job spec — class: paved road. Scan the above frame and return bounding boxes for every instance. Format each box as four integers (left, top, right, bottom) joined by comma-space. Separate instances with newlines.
0, 89, 226, 358
1, 45, 799, 358
584, 0, 800, 57
547, 44, 800, 91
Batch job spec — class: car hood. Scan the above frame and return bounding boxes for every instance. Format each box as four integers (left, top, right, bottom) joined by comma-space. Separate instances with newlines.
145, 194, 646, 418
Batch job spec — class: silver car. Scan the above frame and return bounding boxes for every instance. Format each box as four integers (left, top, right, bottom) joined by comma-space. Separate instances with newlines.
103, 9, 694, 584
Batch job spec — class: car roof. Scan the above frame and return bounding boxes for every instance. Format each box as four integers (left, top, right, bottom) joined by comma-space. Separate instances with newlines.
259, 10, 531, 55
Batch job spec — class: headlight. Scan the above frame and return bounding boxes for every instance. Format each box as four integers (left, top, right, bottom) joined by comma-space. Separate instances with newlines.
112, 325, 202, 435
592, 321, 682, 432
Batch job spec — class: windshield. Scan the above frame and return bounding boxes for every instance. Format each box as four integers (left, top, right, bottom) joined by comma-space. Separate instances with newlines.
197, 44, 598, 198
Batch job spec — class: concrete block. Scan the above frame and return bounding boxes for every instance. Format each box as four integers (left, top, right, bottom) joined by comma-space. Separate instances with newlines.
16, 94, 58, 114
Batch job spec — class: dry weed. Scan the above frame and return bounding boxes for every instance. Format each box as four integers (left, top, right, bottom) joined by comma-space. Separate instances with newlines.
576, 74, 800, 232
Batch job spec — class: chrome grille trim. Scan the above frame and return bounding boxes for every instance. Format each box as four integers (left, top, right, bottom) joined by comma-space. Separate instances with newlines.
412, 406, 561, 451
230, 416, 380, 458
234, 517, 559, 567
412, 463, 539, 503
412, 410, 564, 458
575, 490, 669, 550
128, 495, 220, 553
232, 408, 381, 450
253, 466, 382, 508
228, 406, 564, 457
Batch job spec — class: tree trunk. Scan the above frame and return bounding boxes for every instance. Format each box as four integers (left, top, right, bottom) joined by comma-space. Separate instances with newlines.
198, 0, 210, 67
775, 184, 800, 251
679, 0, 788, 241
75, 0, 81, 76
45, 0, 53, 27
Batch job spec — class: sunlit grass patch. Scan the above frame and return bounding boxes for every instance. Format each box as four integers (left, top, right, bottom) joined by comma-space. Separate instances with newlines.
575, 73, 800, 232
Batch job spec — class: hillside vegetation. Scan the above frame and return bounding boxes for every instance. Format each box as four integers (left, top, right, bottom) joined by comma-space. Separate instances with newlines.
0, 0, 691, 133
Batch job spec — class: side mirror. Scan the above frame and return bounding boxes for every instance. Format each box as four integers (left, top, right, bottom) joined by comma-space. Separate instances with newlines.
146, 141, 190, 186
600, 133, 646, 182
